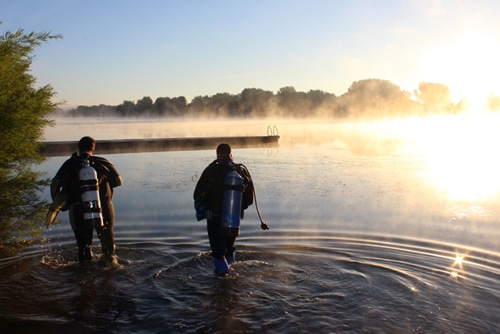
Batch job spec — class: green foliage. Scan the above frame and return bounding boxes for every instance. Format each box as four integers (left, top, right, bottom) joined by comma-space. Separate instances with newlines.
0, 25, 61, 255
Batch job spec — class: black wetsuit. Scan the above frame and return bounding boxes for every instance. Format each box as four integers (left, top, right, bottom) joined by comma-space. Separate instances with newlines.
51, 152, 122, 262
193, 158, 253, 260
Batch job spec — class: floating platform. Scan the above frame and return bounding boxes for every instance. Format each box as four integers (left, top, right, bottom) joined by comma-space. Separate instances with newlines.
41, 135, 280, 157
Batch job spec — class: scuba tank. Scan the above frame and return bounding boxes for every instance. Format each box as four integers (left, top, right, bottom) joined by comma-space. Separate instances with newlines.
79, 159, 103, 227
220, 166, 244, 236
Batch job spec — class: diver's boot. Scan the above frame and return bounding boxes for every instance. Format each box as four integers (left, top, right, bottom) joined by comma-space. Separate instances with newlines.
78, 245, 92, 263
78, 249, 85, 263
214, 258, 229, 276
226, 253, 235, 265
100, 244, 117, 265
98, 231, 115, 260
84, 246, 92, 261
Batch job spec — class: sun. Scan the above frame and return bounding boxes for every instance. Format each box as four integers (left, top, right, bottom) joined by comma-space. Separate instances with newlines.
418, 32, 500, 109
417, 112, 500, 202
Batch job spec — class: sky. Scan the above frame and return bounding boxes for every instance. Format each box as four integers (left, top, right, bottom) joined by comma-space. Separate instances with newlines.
2, 0, 500, 109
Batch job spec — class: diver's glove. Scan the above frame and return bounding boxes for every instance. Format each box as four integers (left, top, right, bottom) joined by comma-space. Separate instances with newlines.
46, 204, 59, 229
45, 193, 67, 229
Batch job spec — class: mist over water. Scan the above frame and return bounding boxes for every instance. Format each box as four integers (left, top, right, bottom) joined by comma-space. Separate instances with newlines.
1, 115, 499, 333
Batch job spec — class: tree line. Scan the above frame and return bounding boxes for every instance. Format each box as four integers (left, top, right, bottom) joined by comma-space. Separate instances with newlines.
62, 80, 466, 119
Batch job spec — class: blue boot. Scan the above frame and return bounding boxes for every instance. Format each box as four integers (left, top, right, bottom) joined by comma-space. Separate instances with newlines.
226, 253, 235, 265
214, 258, 229, 276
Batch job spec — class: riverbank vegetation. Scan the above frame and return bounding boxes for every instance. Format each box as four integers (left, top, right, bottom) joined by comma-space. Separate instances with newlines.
0, 25, 61, 255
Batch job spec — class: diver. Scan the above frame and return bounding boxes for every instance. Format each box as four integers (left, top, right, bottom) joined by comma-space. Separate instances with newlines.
194, 143, 267, 276
49, 136, 122, 263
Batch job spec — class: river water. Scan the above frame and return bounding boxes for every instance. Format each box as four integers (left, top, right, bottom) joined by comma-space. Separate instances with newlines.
1, 116, 499, 333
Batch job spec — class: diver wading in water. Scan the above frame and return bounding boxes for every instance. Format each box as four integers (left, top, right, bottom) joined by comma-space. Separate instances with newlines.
194, 143, 269, 276
48, 136, 122, 263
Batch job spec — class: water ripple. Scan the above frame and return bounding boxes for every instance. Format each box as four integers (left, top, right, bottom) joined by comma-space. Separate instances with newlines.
1, 231, 499, 333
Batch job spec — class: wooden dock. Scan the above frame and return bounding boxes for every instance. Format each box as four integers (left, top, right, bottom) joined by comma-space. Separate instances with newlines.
41, 135, 280, 157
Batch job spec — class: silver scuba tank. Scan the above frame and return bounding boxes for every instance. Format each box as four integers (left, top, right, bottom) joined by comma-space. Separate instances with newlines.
220, 167, 244, 236
79, 160, 103, 227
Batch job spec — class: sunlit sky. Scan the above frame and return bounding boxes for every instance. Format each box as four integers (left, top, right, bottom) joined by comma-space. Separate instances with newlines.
2, 0, 500, 108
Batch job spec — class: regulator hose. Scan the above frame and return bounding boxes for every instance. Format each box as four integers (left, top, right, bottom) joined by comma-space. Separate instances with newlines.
240, 163, 269, 230
253, 186, 269, 230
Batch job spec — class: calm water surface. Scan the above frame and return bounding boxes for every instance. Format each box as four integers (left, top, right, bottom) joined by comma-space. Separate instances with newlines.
1, 117, 499, 333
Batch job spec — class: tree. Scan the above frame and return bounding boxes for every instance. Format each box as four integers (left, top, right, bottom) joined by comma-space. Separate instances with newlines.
116, 100, 137, 116
339, 79, 412, 118
306, 89, 335, 117
240, 88, 275, 117
414, 82, 463, 114
487, 93, 500, 111
210, 93, 233, 117
69, 104, 116, 117
306, 89, 330, 109
153, 97, 169, 116
153, 96, 188, 116
170, 96, 188, 116
0, 25, 61, 255
188, 95, 211, 116
136, 96, 153, 114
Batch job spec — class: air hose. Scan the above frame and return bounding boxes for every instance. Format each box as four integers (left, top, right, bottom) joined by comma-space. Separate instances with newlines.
253, 186, 269, 230
240, 163, 269, 230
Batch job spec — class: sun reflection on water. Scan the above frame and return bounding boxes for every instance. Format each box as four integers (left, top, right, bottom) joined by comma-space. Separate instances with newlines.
449, 251, 468, 280
349, 112, 500, 203
372, 112, 500, 203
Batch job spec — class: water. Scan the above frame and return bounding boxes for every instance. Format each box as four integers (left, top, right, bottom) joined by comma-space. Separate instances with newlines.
1, 116, 499, 333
